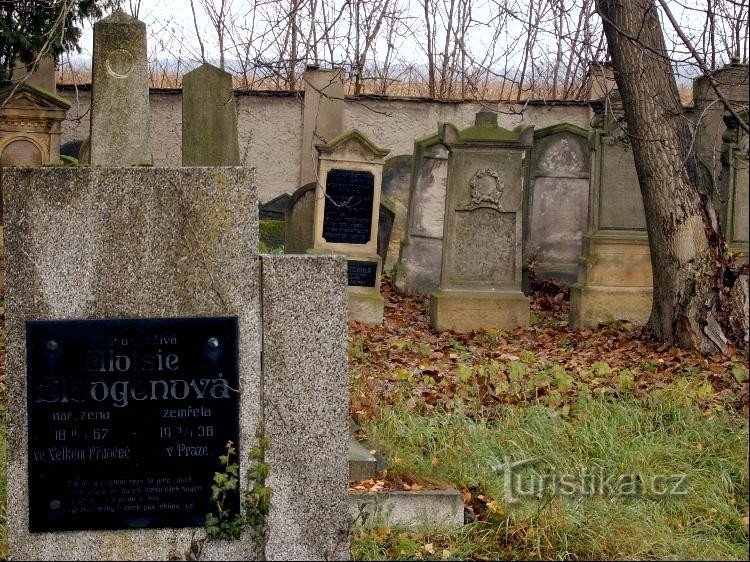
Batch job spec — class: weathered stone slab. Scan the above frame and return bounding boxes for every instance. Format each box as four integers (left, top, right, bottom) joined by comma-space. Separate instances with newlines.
300, 67, 345, 186
395, 134, 449, 295
182, 63, 240, 166
377, 197, 396, 267
284, 183, 316, 254
260, 254, 349, 561
381, 155, 413, 272
721, 108, 749, 260
350, 489, 464, 531
526, 124, 590, 283
3, 167, 260, 560
90, 10, 151, 166
597, 141, 646, 231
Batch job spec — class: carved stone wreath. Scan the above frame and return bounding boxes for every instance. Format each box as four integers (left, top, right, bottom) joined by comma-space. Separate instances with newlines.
469, 168, 504, 209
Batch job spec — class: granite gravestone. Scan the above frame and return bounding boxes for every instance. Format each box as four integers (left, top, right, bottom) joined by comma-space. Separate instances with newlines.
430, 112, 532, 332
314, 129, 390, 324
3, 167, 349, 561
569, 93, 653, 327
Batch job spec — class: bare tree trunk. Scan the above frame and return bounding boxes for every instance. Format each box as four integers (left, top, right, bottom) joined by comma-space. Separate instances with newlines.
597, 0, 748, 353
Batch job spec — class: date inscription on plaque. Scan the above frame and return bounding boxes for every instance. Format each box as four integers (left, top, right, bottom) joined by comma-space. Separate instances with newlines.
26, 317, 240, 532
322, 169, 375, 244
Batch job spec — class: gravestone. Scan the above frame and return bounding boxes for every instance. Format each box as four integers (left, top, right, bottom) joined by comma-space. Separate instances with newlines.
314, 129, 390, 324
569, 94, 653, 327
394, 131, 449, 295
284, 182, 316, 254
3, 167, 349, 560
0, 82, 70, 166
430, 111, 533, 332
380, 155, 413, 272
720, 108, 749, 261
692, 59, 749, 184
525, 123, 590, 285
377, 198, 396, 267
259, 194, 290, 252
89, 10, 152, 166
300, 67, 345, 187
182, 63, 240, 166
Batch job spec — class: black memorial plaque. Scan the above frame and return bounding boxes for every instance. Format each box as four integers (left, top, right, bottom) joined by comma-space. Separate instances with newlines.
322, 169, 375, 244
347, 260, 378, 287
26, 317, 240, 532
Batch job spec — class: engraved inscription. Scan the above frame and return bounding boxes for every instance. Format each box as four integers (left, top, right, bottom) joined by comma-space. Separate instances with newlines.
322, 169, 374, 244
27, 317, 240, 532
448, 209, 515, 285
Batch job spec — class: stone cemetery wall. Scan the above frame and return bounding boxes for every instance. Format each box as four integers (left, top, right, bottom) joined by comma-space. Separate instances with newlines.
58, 86, 591, 202
525, 123, 591, 284
3, 167, 349, 560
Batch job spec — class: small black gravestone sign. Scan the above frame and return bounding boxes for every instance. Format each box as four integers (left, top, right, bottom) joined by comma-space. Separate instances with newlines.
322, 169, 374, 244
347, 260, 378, 287
26, 317, 240, 532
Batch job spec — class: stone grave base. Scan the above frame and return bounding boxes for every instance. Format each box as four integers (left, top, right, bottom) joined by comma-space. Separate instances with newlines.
569, 235, 653, 328
395, 236, 442, 295
577, 236, 652, 287
348, 286, 385, 325
429, 290, 530, 332
350, 489, 464, 531
569, 284, 653, 327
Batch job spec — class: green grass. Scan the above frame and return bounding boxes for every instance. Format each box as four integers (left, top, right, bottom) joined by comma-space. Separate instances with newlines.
354, 393, 749, 560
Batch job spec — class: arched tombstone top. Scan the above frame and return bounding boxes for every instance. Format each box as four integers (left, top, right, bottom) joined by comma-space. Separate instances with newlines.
0, 138, 43, 166
532, 123, 591, 178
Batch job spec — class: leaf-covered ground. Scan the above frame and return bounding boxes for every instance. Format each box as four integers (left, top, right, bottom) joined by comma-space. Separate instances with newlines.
349, 280, 749, 560
349, 280, 749, 425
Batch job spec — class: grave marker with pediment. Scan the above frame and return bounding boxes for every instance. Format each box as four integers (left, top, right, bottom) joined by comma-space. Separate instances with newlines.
0, 82, 70, 167
430, 111, 532, 332
314, 129, 390, 324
